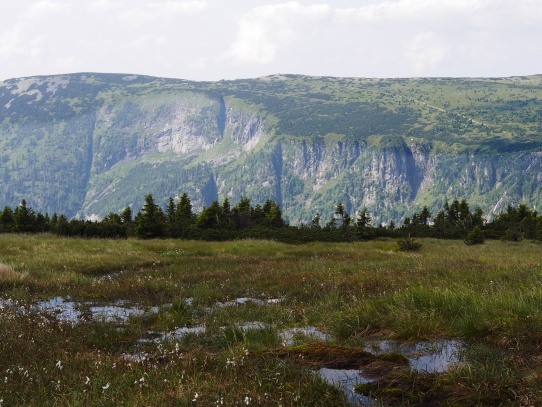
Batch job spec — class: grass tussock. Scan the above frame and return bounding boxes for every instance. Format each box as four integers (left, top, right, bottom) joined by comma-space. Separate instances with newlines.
0, 262, 27, 286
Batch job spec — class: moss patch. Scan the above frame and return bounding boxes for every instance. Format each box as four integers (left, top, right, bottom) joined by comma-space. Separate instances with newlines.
271, 343, 409, 370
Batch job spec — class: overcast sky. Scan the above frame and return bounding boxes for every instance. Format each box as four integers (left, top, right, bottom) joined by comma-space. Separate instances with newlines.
1, 0, 540, 82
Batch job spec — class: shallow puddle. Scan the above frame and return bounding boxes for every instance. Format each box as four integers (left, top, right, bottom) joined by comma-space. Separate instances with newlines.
216, 297, 282, 307
34, 297, 81, 322
318, 368, 374, 406
315, 340, 464, 406
146, 322, 332, 345
147, 321, 270, 343
153, 325, 207, 342
235, 321, 268, 330
32, 297, 160, 324
365, 339, 463, 373
88, 304, 160, 323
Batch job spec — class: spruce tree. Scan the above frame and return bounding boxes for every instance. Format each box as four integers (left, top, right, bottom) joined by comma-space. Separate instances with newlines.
14, 200, 36, 233
419, 206, 431, 226
172, 193, 194, 237
135, 194, 166, 238
464, 226, 485, 245
263, 199, 284, 227
0, 206, 14, 233
195, 201, 223, 229
355, 208, 373, 240
121, 207, 133, 224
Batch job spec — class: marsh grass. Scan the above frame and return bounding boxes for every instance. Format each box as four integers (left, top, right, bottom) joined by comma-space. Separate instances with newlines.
1, 235, 542, 404
0, 262, 27, 288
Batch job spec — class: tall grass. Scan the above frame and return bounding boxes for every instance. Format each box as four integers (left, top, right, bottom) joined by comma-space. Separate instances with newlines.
0, 262, 27, 288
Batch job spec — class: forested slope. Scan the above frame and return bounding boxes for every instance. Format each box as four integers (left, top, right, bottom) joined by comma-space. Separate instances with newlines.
1, 73, 541, 223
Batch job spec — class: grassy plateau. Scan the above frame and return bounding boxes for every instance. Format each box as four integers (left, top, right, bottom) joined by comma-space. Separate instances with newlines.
1, 235, 542, 405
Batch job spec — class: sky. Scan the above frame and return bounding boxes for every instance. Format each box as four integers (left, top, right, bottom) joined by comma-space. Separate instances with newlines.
0, 0, 540, 82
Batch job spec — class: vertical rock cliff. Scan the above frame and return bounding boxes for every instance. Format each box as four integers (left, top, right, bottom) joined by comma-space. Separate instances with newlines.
1, 72, 542, 223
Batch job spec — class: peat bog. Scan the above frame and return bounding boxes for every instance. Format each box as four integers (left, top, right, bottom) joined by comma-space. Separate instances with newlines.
1, 235, 542, 405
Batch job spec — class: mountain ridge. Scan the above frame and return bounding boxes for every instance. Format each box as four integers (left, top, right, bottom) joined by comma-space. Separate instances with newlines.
1, 72, 541, 224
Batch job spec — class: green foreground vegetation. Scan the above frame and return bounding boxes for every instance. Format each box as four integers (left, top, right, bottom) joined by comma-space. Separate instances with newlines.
1, 235, 542, 405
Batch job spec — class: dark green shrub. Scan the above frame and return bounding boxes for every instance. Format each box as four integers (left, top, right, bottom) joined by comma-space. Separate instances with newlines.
464, 226, 485, 245
396, 236, 422, 251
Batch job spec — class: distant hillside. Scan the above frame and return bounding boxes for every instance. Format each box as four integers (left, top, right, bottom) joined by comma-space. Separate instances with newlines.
1, 72, 541, 224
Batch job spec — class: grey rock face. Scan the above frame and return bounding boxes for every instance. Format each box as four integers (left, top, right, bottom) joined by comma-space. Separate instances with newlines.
1, 73, 541, 223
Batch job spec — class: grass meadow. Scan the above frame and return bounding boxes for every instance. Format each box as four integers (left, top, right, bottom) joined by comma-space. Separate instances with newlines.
1, 235, 542, 405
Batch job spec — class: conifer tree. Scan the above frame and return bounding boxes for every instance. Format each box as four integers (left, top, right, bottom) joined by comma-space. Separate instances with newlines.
195, 201, 223, 229
35, 212, 48, 232
221, 198, 232, 228
14, 199, 36, 233
166, 197, 176, 225
464, 225, 485, 245
355, 208, 373, 240
263, 199, 284, 227
0, 206, 14, 233
335, 202, 345, 226
419, 206, 431, 226
334, 202, 351, 230
121, 207, 133, 224
176, 193, 193, 220
135, 194, 166, 238
50, 213, 58, 227
55, 214, 70, 235
172, 193, 194, 237
233, 197, 252, 229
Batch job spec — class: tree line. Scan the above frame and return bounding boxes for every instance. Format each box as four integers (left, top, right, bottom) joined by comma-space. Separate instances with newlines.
1, 195, 542, 244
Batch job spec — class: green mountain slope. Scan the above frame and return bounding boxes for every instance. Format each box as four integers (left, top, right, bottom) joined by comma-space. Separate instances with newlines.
1, 73, 541, 224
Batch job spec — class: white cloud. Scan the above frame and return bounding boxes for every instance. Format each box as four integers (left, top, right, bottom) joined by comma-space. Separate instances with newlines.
222, 2, 331, 65
225, 0, 488, 68
55, 55, 78, 70
0, 0, 540, 81
404, 31, 449, 75
155, 36, 168, 46
28, 1, 69, 18
0, 22, 46, 61
119, 1, 208, 24
334, 0, 493, 27
190, 57, 208, 69
88, 0, 121, 11
334, 0, 540, 29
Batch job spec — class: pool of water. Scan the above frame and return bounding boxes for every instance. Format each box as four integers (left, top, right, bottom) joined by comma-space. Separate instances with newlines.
320, 339, 464, 406
318, 368, 375, 406
365, 339, 464, 373
216, 297, 282, 307
31, 297, 161, 324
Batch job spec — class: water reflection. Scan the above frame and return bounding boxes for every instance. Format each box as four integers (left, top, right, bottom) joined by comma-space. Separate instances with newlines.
318, 368, 374, 406
320, 339, 464, 406
365, 339, 463, 373
32, 297, 160, 323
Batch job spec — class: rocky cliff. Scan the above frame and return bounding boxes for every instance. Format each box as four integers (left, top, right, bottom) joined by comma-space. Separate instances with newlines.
1, 73, 541, 224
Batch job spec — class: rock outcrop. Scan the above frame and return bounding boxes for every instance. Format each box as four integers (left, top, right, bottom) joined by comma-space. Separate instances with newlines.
1, 72, 541, 223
